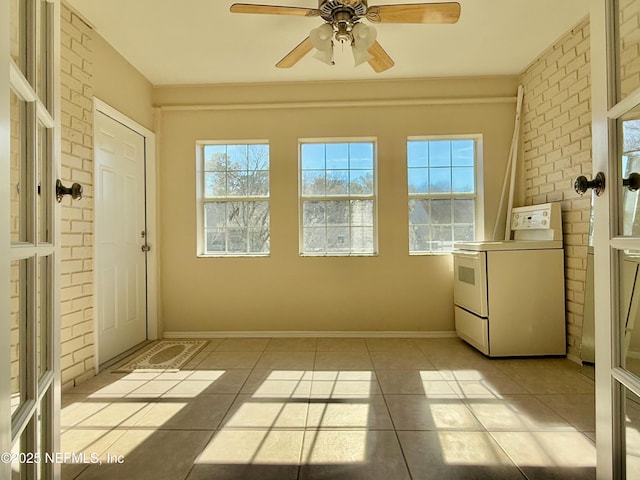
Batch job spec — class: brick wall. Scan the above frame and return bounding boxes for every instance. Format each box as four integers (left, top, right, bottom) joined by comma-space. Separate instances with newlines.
60, 5, 95, 390
519, 18, 591, 360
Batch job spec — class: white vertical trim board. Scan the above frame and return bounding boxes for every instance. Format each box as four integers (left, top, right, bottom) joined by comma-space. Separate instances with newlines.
51, 1, 63, 477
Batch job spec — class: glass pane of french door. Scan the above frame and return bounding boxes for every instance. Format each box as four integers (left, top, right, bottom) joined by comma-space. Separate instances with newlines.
10, 259, 27, 418
616, 0, 640, 101
622, 385, 640, 476
10, 89, 29, 245
617, 250, 640, 379
9, 0, 26, 73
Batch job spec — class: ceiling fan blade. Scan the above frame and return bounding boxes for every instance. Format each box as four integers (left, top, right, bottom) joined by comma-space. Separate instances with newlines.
367, 41, 394, 73
276, 37, 314, 68
230, 3, 320, 17
367, 2, 461, 24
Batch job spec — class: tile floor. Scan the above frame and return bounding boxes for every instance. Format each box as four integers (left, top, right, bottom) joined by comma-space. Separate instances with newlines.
61, 337, 597, 480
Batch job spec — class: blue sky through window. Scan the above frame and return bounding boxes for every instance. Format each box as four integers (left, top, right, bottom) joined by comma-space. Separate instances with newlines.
300, 140, 376, 255
407, 138, 478, 253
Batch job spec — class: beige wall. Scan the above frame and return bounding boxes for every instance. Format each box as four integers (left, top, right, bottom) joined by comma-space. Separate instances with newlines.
56, 5, 596, 373
519, 17, 591, 360
60, 3, 153, 389
154, 77, 518, 334
92, 33, 154, 131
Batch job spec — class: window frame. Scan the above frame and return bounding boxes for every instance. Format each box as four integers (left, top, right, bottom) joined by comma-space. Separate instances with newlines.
298, 137, 379, 257
407, 134, 484, 255
196, 140, 271, 257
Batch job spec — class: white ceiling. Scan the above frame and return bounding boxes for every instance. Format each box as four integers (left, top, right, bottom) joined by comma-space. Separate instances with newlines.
65, 0, 590, 86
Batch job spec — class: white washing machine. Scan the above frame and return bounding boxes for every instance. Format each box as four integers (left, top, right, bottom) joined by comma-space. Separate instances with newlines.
452, 203, 566, 357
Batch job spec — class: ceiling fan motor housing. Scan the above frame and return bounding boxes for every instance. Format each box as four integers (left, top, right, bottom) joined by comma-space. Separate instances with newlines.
319, 0, 368, 20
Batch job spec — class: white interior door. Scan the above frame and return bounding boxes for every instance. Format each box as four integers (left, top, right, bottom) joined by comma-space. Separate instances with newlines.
95, 110, 147, 365
591, 0, 640, 478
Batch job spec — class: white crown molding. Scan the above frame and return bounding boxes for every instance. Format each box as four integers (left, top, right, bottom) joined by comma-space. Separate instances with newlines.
160, 96, 516, 112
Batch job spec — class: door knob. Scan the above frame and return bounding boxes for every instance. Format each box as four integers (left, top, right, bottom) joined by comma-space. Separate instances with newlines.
56, 179, 83, 203
623, 172, 640, 192
574, 172, 605, 196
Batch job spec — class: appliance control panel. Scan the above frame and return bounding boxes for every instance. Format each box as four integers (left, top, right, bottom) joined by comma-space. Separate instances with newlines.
511, 205, 551, 230
510, 203, 562, 241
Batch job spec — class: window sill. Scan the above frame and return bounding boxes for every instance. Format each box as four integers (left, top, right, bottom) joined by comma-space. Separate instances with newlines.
197, 253, 270, 258
409, 251, 453, 256
299, 253, 379, 257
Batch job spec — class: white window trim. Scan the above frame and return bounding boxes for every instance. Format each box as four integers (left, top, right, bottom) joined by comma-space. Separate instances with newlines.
298, 137, 379, 257
196, 139, 271, 258
407, 134, 484, 255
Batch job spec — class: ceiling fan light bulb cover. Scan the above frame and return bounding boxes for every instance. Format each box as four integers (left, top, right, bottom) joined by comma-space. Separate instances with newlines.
310, 23, 334, 51
313, 47, 335, 65
352, 46, 373, 66
352, 23, 376, 50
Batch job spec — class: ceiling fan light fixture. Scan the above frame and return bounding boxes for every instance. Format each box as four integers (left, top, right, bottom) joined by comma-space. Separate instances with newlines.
334, 21, 352, 44
310, 23, 335, 65
351, 23, 376, 66
352, 22, 376, 50
312, 46, 335, 65
310, 23, 334, 51
352, 46, 373, 66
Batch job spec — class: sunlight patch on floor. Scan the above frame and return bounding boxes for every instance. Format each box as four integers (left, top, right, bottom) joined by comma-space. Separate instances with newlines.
196, 430, 304, 465
438, 431, 516, 466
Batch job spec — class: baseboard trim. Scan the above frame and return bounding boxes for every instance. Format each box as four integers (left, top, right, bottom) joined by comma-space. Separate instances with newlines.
627, 350, 640, 360
566, 353, 582, 365
163, 330, 458, 339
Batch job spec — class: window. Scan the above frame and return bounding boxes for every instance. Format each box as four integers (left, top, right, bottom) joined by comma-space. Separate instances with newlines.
408, 136, 483, 253
300, 139, 377, 255
198, 142, 270, 256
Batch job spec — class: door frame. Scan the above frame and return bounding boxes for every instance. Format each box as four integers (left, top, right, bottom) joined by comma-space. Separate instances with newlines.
92, 97, 158, 371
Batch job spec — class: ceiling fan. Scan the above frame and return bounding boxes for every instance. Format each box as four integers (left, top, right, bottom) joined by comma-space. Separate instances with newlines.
229, 1, 461, 73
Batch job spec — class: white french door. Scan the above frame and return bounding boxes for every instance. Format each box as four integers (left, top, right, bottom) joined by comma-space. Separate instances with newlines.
591, 0, 640, 478
3, 0, 61, 478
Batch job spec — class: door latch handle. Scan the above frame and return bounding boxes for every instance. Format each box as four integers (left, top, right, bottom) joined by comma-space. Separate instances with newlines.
574, 172, 605, 196
141, 244, 151, 252
56, 179, 83, 203
623, 172, 640, 192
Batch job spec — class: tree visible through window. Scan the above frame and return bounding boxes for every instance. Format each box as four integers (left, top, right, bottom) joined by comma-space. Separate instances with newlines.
201, 143, 270, 255
408, 137, 480, 253
300, 140, 376, 255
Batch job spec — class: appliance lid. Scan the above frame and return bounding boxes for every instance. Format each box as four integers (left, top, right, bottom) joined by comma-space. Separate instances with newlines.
454, 240, 563, 251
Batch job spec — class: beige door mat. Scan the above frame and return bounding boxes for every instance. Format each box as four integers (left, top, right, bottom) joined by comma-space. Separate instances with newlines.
112, 340, 208, 373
